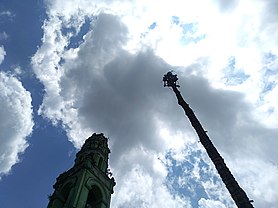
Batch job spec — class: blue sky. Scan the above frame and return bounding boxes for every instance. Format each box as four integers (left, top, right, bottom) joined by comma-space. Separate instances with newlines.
0, 1, 278, 208
0, 1, 76, 207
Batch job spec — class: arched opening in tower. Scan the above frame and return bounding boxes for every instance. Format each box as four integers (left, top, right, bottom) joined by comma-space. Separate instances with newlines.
86, 185, 103, 208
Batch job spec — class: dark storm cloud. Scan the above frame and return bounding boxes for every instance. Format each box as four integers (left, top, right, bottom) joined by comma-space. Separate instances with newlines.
177, 75, 247, 147
78, 50, 182, 159
176, 70, 278, 162
61, 51, 176, 164
59, 13, 193, 164
59, 12, 278, 167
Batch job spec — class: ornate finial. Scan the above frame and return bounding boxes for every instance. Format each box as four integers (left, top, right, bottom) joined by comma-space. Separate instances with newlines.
163, 71, 180, 87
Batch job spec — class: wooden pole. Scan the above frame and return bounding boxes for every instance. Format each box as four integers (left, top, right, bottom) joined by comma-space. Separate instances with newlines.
163, 72, 254, 208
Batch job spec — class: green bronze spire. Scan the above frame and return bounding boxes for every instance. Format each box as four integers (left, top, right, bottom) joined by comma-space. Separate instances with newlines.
48, 133, 116, 208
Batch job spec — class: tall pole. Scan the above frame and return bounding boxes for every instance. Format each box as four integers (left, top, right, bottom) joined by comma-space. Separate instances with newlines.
163, 72, 254, 208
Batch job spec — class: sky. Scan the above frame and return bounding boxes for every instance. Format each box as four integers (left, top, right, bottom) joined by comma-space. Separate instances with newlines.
0, 0, 278, 207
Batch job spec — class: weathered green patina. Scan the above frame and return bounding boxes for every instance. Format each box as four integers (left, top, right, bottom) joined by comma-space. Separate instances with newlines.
48, 133, 116, 208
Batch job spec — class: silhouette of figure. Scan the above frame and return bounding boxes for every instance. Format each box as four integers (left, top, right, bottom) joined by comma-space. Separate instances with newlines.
163, 71, 179, 87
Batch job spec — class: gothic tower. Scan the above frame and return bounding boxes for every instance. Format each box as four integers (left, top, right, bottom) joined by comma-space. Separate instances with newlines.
47, 133, 116, 208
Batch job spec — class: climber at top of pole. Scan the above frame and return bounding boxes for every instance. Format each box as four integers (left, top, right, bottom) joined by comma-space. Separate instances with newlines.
162, 71, 180, 88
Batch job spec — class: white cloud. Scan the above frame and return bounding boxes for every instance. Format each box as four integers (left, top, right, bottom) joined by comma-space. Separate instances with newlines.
0, 10, 15, 18
227, 156, 278, 208
32, 0, 278, 207
0, 32, 8, 41
112, 149, 191, 208
0, 10, 15, 23
0, 72, 34, 177
198, 198, 227, 208
0, 46, 6, 65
